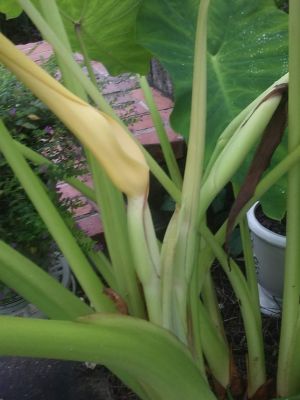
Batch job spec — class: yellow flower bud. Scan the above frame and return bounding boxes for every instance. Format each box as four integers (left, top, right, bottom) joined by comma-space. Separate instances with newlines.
0, 34, 149, 198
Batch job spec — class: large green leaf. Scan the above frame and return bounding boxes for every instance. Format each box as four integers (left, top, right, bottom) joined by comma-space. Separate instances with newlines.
137, 0, 288, 219
137, 0, 198, 136
137, 0, 288, 145
0, 0, 22, 19
207, 0, 288, 163
0, 0, 151, 74
53, 0, 151, 75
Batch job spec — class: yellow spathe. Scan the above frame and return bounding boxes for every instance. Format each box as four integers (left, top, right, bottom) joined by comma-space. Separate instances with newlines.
0, 34, 149, 198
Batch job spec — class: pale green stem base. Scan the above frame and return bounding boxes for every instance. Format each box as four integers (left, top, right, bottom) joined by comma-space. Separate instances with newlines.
127, 196, 162, 324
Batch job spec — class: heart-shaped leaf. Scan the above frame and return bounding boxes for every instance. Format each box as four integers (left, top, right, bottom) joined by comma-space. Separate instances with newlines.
137, 0, 288, 145
137, 0, 288, 219
54, 0, 151, 75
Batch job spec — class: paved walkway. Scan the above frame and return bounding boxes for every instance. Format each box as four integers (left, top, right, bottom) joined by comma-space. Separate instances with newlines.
17, 41, 184, 238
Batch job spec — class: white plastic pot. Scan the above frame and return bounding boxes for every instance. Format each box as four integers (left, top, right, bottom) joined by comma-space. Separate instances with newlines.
247, 202, 285, 316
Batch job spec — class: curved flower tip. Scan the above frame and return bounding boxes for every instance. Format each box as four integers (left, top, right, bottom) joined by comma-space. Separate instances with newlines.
0, 33, 149, 198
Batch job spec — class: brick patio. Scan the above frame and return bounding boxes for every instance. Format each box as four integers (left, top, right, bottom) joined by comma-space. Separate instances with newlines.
17, 41, 184, 239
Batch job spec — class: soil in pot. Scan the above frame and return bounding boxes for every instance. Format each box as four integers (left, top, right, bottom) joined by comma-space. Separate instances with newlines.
255, 205, 286, 236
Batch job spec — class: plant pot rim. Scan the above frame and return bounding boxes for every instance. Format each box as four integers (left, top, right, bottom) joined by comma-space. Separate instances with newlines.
247, 202, 286, 248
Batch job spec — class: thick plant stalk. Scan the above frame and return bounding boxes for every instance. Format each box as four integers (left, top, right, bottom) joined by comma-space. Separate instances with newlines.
277, 0, 300, 395
161, 209, 187, 337
178, 0, 209, 278
127, 196, 162, 324
161, 0, 210, 342
0, 315, 216, 400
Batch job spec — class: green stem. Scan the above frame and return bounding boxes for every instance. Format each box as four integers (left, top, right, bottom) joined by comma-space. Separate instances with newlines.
0, 240, 93, 320
0, 119, 115, 313
285, 315, 300, 395
239, 216, 261, 325
161, 0, 210, 343
161, 209, 184, 333
38, 0, 87, 99
180, 0, 209, 256
14, 144, 117, 299
200, 224, 266, 397
14, 140, 96, 202
145, 155, 181, 203
127, 196, 162, 324
74, 22, 99, 88
278, 0, 300, 395
90, 158, 146, 318
189, 262, 206, 377
138, 75, 183, 188
201, 271, 226, 340
232, 182, 261, 326
198, 300, 230, 388
18, 0, 104, 109
197, 223, 226, 293
22, 1, 145, 317
18, 0, 180, 204
86, 249, 117, 291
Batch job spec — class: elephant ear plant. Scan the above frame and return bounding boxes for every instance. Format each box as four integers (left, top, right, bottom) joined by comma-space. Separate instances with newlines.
0, 0, 300, 399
